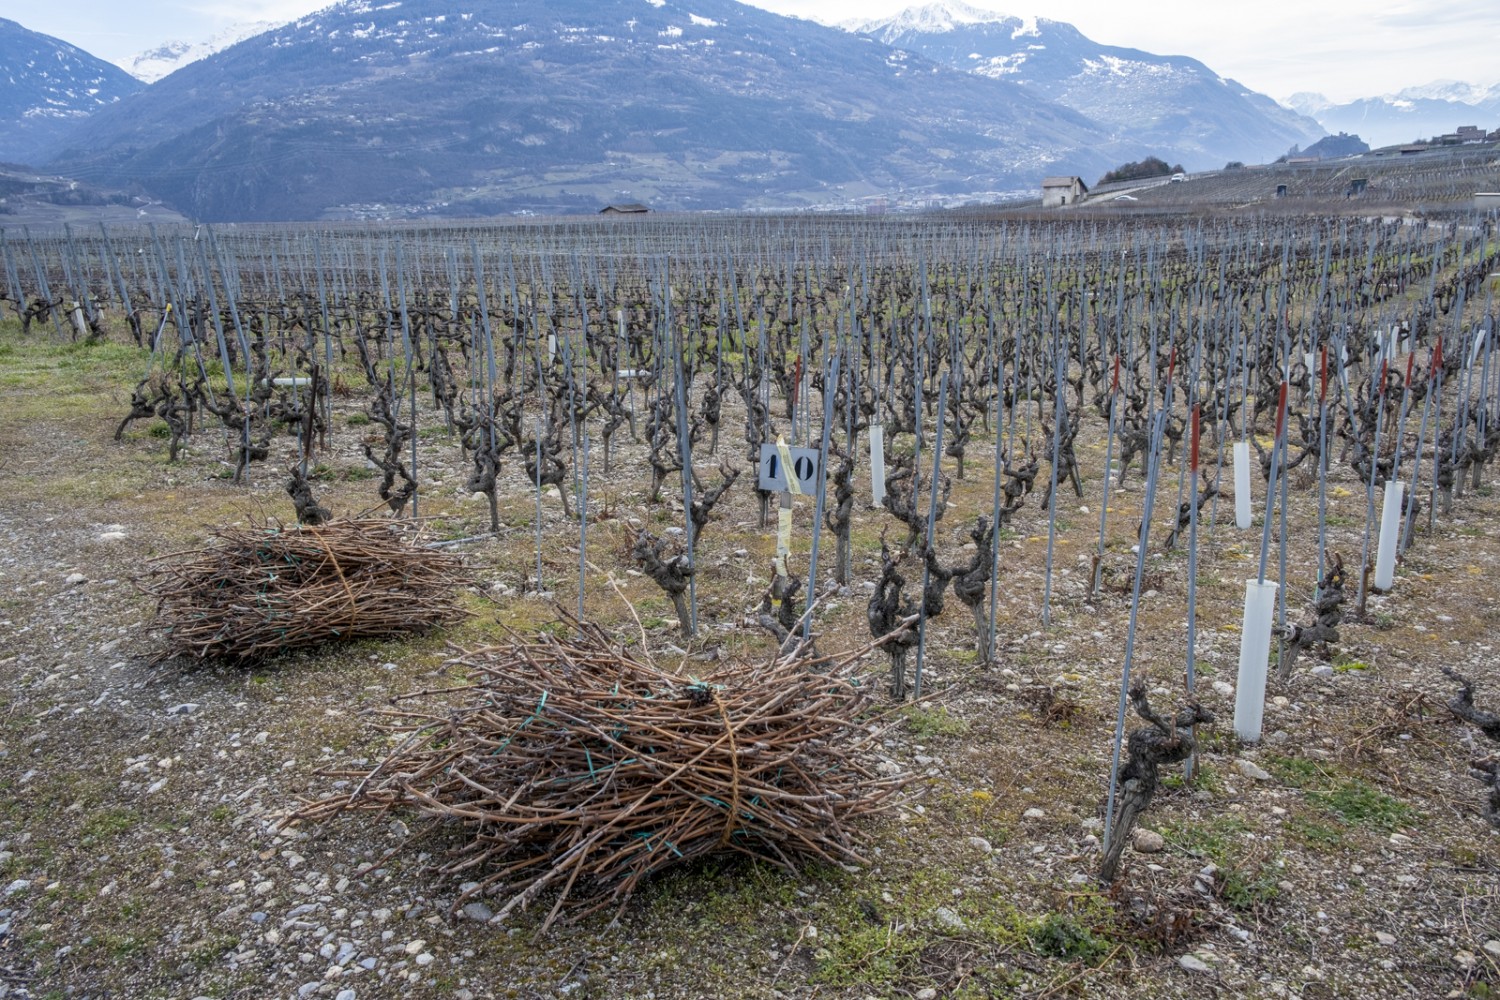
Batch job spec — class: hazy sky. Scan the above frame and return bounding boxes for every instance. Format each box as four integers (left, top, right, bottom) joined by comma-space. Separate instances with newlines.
10, 0, 1499, 103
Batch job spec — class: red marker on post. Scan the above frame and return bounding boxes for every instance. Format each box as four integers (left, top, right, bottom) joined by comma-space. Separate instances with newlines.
1190, 404, 1201, 473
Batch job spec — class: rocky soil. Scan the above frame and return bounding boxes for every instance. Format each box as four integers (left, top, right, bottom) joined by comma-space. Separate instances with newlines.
0, 329, 1497, 999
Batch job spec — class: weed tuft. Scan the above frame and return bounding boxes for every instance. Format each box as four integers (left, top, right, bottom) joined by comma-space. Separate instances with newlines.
902, 705, 969, 739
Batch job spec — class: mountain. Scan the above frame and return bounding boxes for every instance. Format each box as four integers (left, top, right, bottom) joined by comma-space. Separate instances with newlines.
1398, 80, 1494, 105
128, 21, 285, 83
843, 1, 1324, 174
0, 17, 144, 167
37, 0, 1132, 222
1285, 83, 1500, 148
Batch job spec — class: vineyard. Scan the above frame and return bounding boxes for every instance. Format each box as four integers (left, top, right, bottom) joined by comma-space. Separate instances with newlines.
1, 210, 1499, 998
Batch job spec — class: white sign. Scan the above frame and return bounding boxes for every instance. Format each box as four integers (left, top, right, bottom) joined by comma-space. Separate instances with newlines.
759, 442, 821, 493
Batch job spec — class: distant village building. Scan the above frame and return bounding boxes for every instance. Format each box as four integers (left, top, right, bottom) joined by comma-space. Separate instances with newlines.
1457, 126, 1485, 143
599, 203, 649, 216
1347, 178, 1368, 197
1041, 176, 1087, 208
1399, 144, 1429, 156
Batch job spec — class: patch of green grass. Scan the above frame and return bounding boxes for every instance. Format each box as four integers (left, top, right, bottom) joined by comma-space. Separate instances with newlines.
1019, 911, 1112, 963
1162, 815, 1251, 864
1447, 844, 1484, 867
1193, 727, 1239, 757
80, 808, 139, 847
1308, 780, 1415, 831
902, 705, 969, 740
1219, 862, 1281, 911
1265, 755, 1325, 788
99, 931, 152, 958
962, 891, 1121, 964
186, 932, 240, 968
951, 977, 1026, 1000
54, 337, 149, 374
346, 412, 371, 427
1286, 815, 1347, 850
811, 864, 964, 988
341, 465, 377, 482
1163, 762, 1224, 795
1163, 815, 1281, 911
812, 921, 927, 987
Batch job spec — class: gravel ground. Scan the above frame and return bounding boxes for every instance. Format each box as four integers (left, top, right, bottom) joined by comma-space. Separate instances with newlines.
1, 330, 1498, 1000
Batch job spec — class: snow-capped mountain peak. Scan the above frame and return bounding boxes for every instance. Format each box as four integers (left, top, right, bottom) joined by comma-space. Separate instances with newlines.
842, 7, 1324, 169
1283, 92, 1333, 116
129, 21, 283, 82
843, 2, 1011, 37
1395, 80, 1487, 105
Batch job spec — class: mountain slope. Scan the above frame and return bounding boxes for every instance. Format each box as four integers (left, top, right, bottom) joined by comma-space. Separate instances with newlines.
41, 0, 1128, 221
0, 17, 144, 167
844, 1, 1324, 173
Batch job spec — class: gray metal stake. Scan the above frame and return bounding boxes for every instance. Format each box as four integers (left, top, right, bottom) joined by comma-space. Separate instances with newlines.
913, 373, 949, 700
801, 351, 841, 644
1102, 408, 1167, 854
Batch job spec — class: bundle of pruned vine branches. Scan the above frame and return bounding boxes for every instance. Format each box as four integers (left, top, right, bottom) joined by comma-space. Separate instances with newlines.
140, 517, 467, 662
286, 616, 905, 930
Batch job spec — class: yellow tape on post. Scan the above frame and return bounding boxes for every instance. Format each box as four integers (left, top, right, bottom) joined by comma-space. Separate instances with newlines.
775, 436, 802, 496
